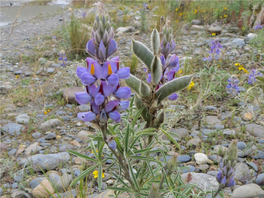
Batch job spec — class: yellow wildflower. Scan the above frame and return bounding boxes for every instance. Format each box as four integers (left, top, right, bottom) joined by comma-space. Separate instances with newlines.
48, 109, 50, 112
44, 111, 48, 114
220, 16, 222, 18
212, 33, 216, 36
91, 150, 98, 153
224, 15, 227, 18
175, 8, 178, 11
235, 63, 240, 66
93, 170, 105, 179
187, 81, 195, 90
217, 65, 220, 67
224, 7, 227, 10
15, 75, 19, 79
177, 70, 182, 74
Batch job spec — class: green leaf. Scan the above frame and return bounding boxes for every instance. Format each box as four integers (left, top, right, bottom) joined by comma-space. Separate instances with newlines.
67, 150, 98, 162
70, 163, 99, 186
155, 74, 194, 101
128, 160, 140, 192
160, 129, 180, 149
147, 161, 154, 178
132, 39, 154, 70
258, 69, 264, 75
132, 107, 145, 128
125, 74, 141, 96
124, 125, 130, 153
112, 172, 130, 189
98, 141, 105, 162
90, 139, 99, 160
151, 28, 160, 55
92, 136, 104, 142
106, 187, 133, 193
98, 164, 102, 190
130, 134, 142, 149
150, 56, 162, 85
256, 76, 264, 82
133, 148, 152, 154
130, 155, 155, 161
139, 80, 151, 99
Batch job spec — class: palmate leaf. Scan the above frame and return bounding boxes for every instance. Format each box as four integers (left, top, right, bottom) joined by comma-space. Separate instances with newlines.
155, 74, 194, 101
132, 39, 154, 70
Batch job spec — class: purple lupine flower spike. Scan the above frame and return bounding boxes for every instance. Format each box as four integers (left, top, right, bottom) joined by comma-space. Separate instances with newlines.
248, 69, 263, 84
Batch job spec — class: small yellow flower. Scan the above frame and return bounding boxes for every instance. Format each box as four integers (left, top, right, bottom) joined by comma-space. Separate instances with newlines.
121, 7, 123, 10
15, 75, 19, 79
224, 7, 227, 10
175, 8, 178, 11
93, 170, 105, 179
220, 16, 222, 18
44, 111, 48, 114
57, 59, 59, 61
224, 15, 227, 18
235, 63, 240, 67
217, 65, 220, 67
187, 81, 195, 90
91, 150, 98, 153
212, 33, 216, 36
48, 109, 50, 112
177, 70, 182, 74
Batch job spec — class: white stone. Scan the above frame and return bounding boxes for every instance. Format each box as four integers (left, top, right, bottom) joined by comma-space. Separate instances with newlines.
194, 153, 209, 164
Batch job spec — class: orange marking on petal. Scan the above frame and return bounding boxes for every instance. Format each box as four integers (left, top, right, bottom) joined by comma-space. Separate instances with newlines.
108, 64, 113, 75
90, 64, 95, 75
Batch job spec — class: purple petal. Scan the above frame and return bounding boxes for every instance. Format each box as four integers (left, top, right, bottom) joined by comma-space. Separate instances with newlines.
75, 92, 92, 105
92, 60, 102, 79
101, 62, 110, 79
109, 110, 121, 122
168, 93, 178, 101
114, 87, 131, 99
110, 56, 119, 73
99, 40, 106, 60
86, 39, 96, 57
119, 100, 129, 110
77, 112, 96, 122
95, 93, 105, 105
170, 41, 176, 52
108, 139, 116, 150
107, 39, 117, 58
216, 171, 222, 183
117, 68, 130, 79
91, 102, 100, 115
105, 101, 118, 113
168, 55, 179, 69
146, 73, 152, 83
86, 57, 95, 69
81, 73, 96, 86
100, 109, 108, 123
77, 67, 88, 79
160, 55, 166, 67
227, 177, 235, 187
87, 84, 99, 97
102, 81, 116, 97
167, 71, 175, 81
221, 176, 226, 185
108, 73, 119, 86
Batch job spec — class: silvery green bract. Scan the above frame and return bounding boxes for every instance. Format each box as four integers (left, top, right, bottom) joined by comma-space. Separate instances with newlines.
125, 19, 193, 128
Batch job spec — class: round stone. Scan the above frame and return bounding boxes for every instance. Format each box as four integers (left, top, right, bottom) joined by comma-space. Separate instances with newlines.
177, 155, 191, 163
237, 142, 246, 150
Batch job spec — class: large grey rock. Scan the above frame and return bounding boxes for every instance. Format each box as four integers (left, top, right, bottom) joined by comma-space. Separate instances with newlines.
40, 119, 61, 132
246, 124, 264, 138
15, 114, 30, 124
208, 26, 222, 34
231, 38, 245, 47
231, 183, 264, 198
77, 130, 93, 142
0, 82, 12, 94
49, 172, 72, 191
19, 152, 70, 171
1, 123, 24, 136
170, 128, 189, 139
234, 163, 251, 183
191, 19, 202, 25
11, 190, 31, 198
181, 173, 219, 191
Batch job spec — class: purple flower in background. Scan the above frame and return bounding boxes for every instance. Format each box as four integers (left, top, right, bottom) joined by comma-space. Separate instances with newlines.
161, 40, 176, 59
143, 3, 147, 9
58, 52, 67, 67
82, 11, 87, 18
248, 69, 263, 84
209, 39, 222, 55
254, 24, 263, 30
226, 75, 240, 95
203, 56, 212, 61
52, 36, 56, 39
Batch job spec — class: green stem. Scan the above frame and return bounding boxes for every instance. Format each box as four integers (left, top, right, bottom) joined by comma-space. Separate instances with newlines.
213, 187, 222, 198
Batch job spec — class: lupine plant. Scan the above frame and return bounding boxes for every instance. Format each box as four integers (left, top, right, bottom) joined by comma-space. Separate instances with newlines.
58, 50, 67, 67
213, 140, 237, 198
226, 75, 240, 96
66, 3, 211, 198
248, 69, 263, 84
255, 69, 264, 92
203, 38, 222, 62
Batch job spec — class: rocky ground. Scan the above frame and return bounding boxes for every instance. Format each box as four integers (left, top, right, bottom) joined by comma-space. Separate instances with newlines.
1, 2, 264, 198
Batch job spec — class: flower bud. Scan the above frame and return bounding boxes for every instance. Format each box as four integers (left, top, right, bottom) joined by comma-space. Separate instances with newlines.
148, 184, 161, 198
227, 140, 238, 162
164, 153, 178, 176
